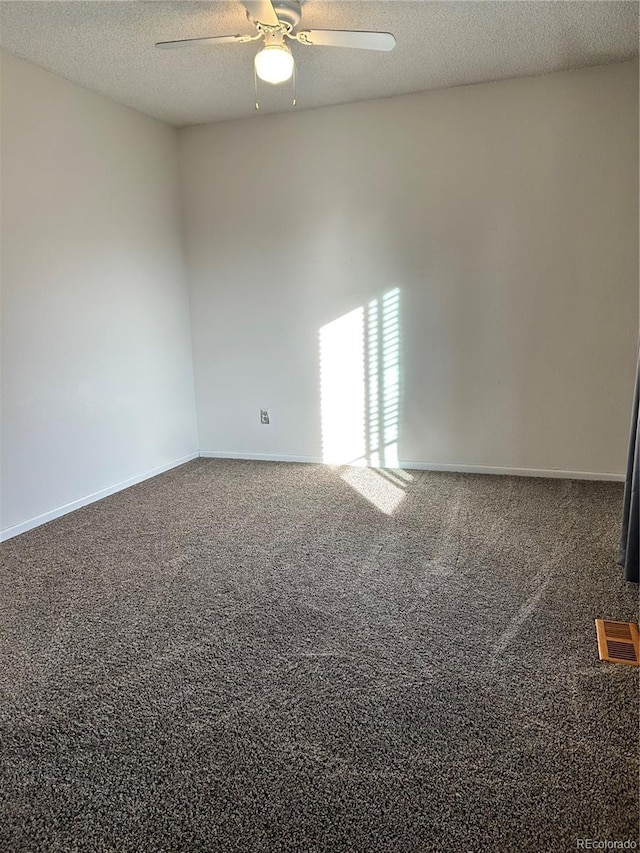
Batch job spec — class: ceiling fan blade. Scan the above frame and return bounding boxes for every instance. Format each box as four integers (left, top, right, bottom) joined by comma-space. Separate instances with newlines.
242, 0, 279, 27
296, 30, 397, 51
156, 34, 252, 49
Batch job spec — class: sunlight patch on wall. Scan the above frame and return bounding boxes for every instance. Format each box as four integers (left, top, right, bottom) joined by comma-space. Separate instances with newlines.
319, 306, 366, 464
319, 287, 408, 513
320, 287, 401, 469
367, 287, 400, 467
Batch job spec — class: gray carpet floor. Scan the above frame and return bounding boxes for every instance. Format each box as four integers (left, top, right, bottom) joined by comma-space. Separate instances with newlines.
0, 459, 638, 853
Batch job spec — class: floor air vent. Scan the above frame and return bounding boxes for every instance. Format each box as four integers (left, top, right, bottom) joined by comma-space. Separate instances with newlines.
595, 620, 639, 666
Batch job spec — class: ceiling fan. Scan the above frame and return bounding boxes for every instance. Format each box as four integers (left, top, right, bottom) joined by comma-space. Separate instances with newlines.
156, 0, 396, 104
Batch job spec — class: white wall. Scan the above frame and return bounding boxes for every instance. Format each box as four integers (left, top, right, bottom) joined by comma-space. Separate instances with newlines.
1, 56, 637, 543
1, 51, 198, 537
181, 60, 639, 477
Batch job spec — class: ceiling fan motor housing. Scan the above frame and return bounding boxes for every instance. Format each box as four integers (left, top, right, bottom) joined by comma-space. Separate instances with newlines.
261, 30, 288, 49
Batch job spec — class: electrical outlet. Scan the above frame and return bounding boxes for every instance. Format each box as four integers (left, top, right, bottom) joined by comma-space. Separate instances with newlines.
260, 409, 270, 425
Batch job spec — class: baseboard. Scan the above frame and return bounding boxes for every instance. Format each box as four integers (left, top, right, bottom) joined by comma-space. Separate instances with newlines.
0, 452, 199, 542
198, 451, 625, 482
199, 450, 323, 464
396, 460, 625, 481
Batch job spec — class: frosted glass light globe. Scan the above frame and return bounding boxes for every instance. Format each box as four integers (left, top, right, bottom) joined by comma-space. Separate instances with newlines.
254, 44, 294, 84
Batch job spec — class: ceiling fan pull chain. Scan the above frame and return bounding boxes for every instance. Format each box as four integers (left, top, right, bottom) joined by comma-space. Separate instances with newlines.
292, 62, 297, 107
254, 64, 260, 110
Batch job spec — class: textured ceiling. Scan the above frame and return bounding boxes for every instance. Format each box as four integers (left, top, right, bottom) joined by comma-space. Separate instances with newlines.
0, 1, 638, 126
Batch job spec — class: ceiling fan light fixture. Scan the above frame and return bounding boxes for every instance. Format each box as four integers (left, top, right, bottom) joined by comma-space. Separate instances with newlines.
254, 43, 294, 84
